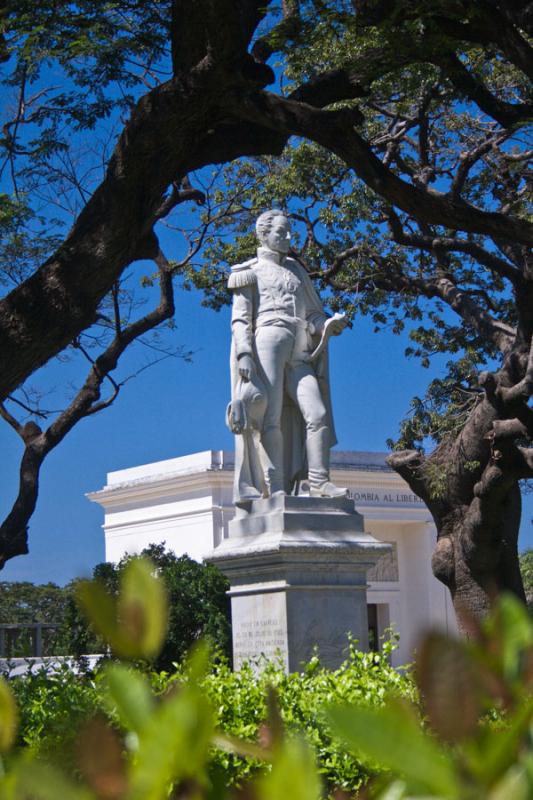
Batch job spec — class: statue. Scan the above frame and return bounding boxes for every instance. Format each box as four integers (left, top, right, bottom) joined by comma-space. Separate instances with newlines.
226, 210, 348, 505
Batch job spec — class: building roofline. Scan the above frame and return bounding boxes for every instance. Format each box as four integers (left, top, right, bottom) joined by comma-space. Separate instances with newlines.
86, 449, 395, 505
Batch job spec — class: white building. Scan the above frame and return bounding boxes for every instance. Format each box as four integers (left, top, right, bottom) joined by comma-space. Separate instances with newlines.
88, 449, 456, 666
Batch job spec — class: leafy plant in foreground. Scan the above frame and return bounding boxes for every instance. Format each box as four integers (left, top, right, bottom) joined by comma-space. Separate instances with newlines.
61, 544, 231, 669
328, 596, 533, 799
0, 557, 531, 799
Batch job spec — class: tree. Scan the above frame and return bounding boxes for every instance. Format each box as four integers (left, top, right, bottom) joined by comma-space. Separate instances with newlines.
0, 580, 67, 624
519, 549, 533, 611
0, 1, 531, 624
180, 1, 532, 625
0, 579, 69, 656
62, 544, 231, 669
181, 4, 533, 614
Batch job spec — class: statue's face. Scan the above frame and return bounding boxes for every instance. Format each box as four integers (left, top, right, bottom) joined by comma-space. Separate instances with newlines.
263, 215, 291, 254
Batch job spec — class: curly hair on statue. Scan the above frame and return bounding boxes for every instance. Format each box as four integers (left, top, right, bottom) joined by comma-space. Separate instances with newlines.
255, 209, 288, 241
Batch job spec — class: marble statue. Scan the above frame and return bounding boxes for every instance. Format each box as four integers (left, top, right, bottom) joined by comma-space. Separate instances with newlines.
226, 210, 349, 505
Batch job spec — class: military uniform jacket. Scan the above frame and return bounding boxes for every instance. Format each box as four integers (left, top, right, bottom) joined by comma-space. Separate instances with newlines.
229, 247, 328, 360
227, 247, 338, 502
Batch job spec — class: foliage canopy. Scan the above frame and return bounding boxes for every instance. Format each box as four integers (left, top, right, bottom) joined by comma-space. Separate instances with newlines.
0, 0, 531, 623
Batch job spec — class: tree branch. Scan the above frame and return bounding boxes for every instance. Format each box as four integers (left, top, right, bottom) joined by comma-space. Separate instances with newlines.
337, 249, 516, 353
433, 52, 533, 129
489, 418, 530, 441
498, 338, 533, 405
385, 209, 523, 285
0, 403, 24, 437
451, 133, 508, 199
428, 275, 515, 353
0, 245, 177, 565
153, 177, 206, 221
386, 449, 430, 501
516, 446, 533, 478
239, 92, 533, 245
171, 0, 270, 75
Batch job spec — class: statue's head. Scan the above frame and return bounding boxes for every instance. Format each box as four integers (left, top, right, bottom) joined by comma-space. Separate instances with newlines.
256, 210, 291, 255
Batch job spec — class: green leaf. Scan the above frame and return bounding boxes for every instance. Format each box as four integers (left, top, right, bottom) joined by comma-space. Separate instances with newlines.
491, 594, 533, 681
183, 641, 211, 685
415, 632, 480, 742
374, 781, 408, 800
0, 679, 17, 752
375, 781, 434, 800
327, 699, 460, 798
256, 736, 321, 800
118, 558, 168, 659
127, 684, 215, 800
13, 761, 94, 800
488, 765, 531, 800
76, 580, 123, 651
76, 557, 168, 659
465, 696, 533, 785
103, 664, 155, 735
76, 716, 128, 799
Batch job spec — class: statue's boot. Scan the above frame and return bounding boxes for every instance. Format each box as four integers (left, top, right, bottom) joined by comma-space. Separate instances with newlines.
261, 427, 285, 496
307, 427, 348, 498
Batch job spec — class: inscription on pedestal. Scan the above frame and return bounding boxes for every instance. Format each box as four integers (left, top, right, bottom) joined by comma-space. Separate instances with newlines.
231, 592, 288, 670
234, 619, 286, 660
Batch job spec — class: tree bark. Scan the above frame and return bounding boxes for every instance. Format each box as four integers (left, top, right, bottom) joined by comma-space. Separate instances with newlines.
388, 387, 528, 627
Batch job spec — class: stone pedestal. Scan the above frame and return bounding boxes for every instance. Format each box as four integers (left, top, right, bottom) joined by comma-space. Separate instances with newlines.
208, 494, 390, 672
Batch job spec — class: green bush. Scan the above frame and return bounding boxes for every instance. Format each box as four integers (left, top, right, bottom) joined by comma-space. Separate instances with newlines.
60, 543, 231, 668
153, 636, 415, 791
519, 548, 533, 611
8, 636, 413, 792
10, 662, 102, 772
0, 557, 531, 799
0, 581, 71, 657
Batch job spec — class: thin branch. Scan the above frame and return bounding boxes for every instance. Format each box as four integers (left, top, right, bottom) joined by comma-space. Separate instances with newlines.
0, 403, 24, 436
154, 177, 206, 221
4, 394, 50, 420
111, 282, 122, 338
321, 245, 364, 279
239, 92, 533, 245
433, 51, 533, 129
385, 208, 523, 285
516, 447, 533, 479
0, 239, 179, 564
452, 133, 508, 199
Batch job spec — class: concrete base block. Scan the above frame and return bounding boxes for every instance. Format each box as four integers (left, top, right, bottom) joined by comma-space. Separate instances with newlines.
207, 495, 390, 671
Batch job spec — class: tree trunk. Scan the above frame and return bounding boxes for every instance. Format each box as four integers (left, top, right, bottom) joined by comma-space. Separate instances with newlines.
431, 481, 525, 629
388, 385, 528, 628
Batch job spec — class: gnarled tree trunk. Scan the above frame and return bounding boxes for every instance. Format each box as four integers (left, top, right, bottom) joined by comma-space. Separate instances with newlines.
388, 352, 531, 626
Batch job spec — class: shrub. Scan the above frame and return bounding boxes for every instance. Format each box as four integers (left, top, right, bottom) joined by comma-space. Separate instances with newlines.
60, 543, 231, 669
10, 662, 101, 772
7, 636, 413, 792
0, 557, 530, 799
157, 636, 416, 791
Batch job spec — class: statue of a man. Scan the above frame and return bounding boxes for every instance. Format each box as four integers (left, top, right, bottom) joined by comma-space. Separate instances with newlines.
227, 210, 348, 505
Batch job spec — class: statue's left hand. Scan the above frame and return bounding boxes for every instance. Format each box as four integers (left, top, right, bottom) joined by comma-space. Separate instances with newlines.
329, 316, 348, 336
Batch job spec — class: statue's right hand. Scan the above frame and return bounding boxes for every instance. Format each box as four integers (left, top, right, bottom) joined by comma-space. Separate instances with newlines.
238, 354, 255, 382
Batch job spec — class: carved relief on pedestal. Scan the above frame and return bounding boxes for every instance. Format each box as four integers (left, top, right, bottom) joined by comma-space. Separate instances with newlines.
367, 541, 399, 582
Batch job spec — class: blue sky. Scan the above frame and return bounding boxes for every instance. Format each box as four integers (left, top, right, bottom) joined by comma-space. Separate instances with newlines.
1, 264, 532, 585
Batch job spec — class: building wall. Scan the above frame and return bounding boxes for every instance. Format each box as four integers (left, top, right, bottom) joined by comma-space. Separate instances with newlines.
88, 449, 456, 666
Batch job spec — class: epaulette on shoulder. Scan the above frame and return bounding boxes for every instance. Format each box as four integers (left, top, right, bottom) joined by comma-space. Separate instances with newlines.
227, 258, 258, 290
